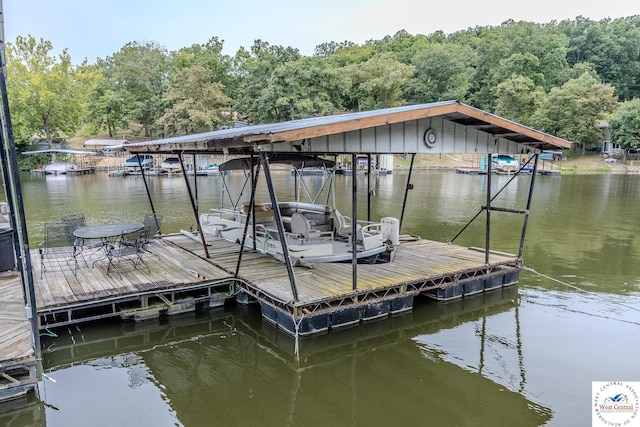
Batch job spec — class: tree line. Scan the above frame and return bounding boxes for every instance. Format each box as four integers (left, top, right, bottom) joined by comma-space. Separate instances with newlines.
6, 16, 640, 152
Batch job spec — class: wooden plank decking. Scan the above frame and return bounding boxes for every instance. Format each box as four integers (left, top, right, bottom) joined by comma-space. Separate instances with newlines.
162, 234, 520, 306
27, 232, 519, 335
32, 238, 233, 311
0, 271, 38, 401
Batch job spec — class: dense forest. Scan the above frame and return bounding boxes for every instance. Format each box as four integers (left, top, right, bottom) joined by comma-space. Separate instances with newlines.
6, 16, 640, 153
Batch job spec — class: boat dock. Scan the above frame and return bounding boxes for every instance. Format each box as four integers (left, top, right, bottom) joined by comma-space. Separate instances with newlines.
456, 167, 561, 176
32, 237, 234, 328
29, 233, 520, 337
161, 234, 520, 335
0, 271, 38, 401
31, 167, 96, 176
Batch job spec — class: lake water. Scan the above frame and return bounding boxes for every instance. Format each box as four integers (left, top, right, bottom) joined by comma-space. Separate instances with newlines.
1, 170, 639, 426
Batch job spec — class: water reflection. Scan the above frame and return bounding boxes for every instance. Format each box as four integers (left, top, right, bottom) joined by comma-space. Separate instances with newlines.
32, 288, 551, 427
2, 170, 640, 426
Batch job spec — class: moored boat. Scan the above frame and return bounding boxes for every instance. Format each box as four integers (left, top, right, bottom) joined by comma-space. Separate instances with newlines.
124, 154, 155, 171
199, 155, 399, 264
44, 160, 78, 175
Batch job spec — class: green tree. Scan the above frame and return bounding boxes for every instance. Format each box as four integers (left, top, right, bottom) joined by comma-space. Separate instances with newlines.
346, 53, 414, 111
608, 99, 640, 149
234, 40, 302, 122
494, 76, 545, 126
249, 56, 349, 122
326, 43, 376, 67
85, 71, 130, 137
170, 37, 237, 100
559, 16, 640, 100
533, 72, 618, 150
6, 35, 86, 146
465, 20, 568, 110
98, 41, 170, 137
158, 64, 231, 135
314, 41, 357, 58
375, 30, 431, 64
404, 43, 476, 103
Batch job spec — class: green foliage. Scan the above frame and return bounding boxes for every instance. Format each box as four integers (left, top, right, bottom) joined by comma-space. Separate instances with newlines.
608, 98, 640, 149
559, 16, 640, 101
6, 14, 640, 149
98, 41, 170, 137
6, 35, 85, 145
158, 64, 231, 134
494, 76, 545, 126
85, 69, 130, 137
248, 56, 349, 122
346, 53, 414, 111
532, 72, 618, 148
467, 20, 569, 110
374, 30, 431, 64
170, 37, 238, 100
404, 43, 476, 103
234, 40, 302, 123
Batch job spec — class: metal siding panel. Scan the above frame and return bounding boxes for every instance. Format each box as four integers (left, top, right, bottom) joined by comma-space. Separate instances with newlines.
415, 118, 431, 154
439, 119, 457, 153
361, 128, 375, 152
388, 123, 403, 153
327, 133, 345, 152
362, 127, 379, 152
407, 119, 420, 153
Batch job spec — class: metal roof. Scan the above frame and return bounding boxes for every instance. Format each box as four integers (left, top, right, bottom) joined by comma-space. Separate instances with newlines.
83, 139, 128, 147
124, 101, 573, 155
22, 149, 98, 156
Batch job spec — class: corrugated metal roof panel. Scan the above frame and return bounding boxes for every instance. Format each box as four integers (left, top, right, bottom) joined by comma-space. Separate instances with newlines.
124, 101, 572, 154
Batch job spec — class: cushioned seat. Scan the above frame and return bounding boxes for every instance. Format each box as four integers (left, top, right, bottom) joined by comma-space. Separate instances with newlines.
333, 209, 361, 239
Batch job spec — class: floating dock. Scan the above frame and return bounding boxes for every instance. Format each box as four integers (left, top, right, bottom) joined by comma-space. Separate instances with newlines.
33, 238, 234, 328
31, 167, 95, 176
161, 234, 520, 336
28, 233, 520, 337
0, 271, 38, 402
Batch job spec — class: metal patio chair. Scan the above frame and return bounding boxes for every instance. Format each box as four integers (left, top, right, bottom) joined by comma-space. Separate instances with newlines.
38, 221, 77, 278
106, 228, 151, 278
61, 213, 103, 260
143, 212, 163, 239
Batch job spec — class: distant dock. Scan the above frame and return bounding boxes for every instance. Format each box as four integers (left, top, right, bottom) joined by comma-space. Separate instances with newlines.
31, 167, 95, 176
456, 167, 561, 176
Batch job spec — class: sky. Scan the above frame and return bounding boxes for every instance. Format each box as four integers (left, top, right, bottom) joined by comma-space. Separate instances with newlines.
3, 0, 639, 63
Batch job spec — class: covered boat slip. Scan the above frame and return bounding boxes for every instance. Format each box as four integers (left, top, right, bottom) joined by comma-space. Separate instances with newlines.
118, 100, 571, 337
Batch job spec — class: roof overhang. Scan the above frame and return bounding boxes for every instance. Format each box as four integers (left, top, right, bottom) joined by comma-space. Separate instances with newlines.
123, 101, 572, 156
22, 149, 98, 156
83, 139, 128, 147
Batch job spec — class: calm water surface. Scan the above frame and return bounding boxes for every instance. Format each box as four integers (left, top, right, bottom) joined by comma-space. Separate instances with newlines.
1, 171, 639, 426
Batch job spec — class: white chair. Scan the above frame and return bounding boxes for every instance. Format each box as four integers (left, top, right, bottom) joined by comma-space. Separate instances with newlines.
290, 212, 320, 239
333, 209, 361, 239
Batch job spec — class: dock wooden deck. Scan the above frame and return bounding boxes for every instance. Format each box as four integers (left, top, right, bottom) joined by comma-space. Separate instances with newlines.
32, 238, 235, 328
161, 233, 521, 333
29, 232, 520, 335
0, 271, 38, 401
164, 234, 518, 301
